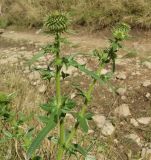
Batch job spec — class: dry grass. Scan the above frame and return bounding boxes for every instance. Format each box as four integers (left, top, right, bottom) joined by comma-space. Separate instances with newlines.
0, 0, 151, 30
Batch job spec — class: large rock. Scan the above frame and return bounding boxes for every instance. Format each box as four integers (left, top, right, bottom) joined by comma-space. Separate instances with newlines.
114, 104, 131, 117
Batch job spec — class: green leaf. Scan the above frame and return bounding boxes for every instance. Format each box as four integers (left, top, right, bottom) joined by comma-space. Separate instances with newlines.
28, 50, 46, 65
35, 68, 55, 81
61, 97, 76, 113
64, 57, 104, 84
3, 130, 13, 138
78, 115, 89, 133
27, 115, 57, 158
85, 112, 93, 120
72, 143, 87, 157
38, 116, 50, 124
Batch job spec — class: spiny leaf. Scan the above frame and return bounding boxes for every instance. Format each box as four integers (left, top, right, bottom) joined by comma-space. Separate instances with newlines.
28, 50, 46, 65
65, 57, 104, 84
27, 115, 57, 158
78, 115, 89, 133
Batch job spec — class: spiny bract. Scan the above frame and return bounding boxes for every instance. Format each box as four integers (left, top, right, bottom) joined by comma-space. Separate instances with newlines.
112, 23, 130, 40
44, 12, 69, 34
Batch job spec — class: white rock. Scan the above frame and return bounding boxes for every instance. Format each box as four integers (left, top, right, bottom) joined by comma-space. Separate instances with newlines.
143, 80, 151, 87
130, 118, 139, 127
62, 66, 77, 75
141, 148, 151, 159
101, 120, 115, 136
116, 72, 126, 80
116, 88, 127, 96
28, 71, 41, 81
143, 61, 151, 69
137, 117, 151, 125
146, 93, 151, 99
93, 115, 106, 128
101, 69, 108, 75
125, 134, 141, 146
114, 104, 131, 117
20, 46, 26, 50
38, 85, 47, 93
36, 29, 42, 34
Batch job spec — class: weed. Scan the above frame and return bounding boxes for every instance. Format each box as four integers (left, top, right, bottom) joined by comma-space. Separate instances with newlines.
26, 12, 130, 160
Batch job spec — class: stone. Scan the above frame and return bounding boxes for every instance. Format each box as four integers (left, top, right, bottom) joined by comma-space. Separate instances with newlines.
116, 72, 126, 80
116, 88, 127, 96
101, 120, 115, 136
20, 46, 26, 50
62, 66, 77, 75
143, 61, 151, 69
141, 148, 151, 159
36, 29, 42, 34
143, 80, 151, 87
38, 85, 47, 93
28, 71, 41, 81
0, 28, 4, 34
137, 117, 151, 125
146, 93, 151, 99
93, 115, 106, 128
101, 69, 108, 75
130, 118, 139, 127
125, 134, 141, 146
114, 104, 131, 117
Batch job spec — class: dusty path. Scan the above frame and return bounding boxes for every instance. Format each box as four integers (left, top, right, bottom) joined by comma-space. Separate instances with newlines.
1, 30, 151, 55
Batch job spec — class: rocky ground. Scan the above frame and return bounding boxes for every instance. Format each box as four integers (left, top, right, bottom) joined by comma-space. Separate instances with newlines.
0, 29, 151, 160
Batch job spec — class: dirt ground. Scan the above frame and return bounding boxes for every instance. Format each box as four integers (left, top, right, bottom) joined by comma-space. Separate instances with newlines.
0, 29, 151, 160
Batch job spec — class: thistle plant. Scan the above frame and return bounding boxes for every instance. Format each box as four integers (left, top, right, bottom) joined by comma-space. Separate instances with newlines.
27, 12, 130, 160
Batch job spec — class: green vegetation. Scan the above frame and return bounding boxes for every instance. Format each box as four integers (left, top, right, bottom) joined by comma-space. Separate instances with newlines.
0, 0, 151, 29
26, 12, 130, 159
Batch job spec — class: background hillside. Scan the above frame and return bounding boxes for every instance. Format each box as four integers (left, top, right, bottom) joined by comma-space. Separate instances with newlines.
0, 0, 151, 30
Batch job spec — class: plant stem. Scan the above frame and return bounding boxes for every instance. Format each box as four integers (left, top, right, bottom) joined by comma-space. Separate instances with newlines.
55, 33, 65, 160
65, 64, 103, 148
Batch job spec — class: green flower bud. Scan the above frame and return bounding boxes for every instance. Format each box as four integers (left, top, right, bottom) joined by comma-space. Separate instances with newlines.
44, 12, 69, 34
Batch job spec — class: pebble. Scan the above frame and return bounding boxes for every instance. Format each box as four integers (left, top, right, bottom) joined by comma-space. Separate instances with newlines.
93, 115, 106, 128
116, 88, 127, 96
143, 80, 151, 87
125, 134, 142, 146
114, 104, 131, 117
101, 120, 115, 136
137, 117, 151, 125
143, 61, 151, 69
38, 85, 47, 93
130, 118, 139, 127
116, 72, 127, 80
28, 71, 41, 81
146, 93, 151, 99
